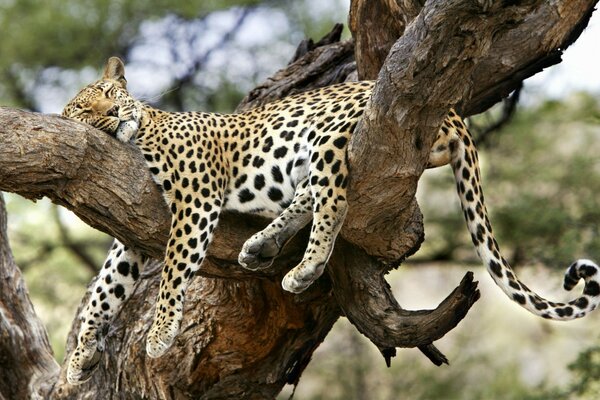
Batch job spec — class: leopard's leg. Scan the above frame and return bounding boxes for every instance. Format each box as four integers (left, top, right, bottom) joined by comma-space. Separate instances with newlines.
146, 197, 223, 358
238, 178, 313, 270
282, 133, 350, 293
426, 120, 456, 169
67, 239, 146, 384
277, 120, 453, 293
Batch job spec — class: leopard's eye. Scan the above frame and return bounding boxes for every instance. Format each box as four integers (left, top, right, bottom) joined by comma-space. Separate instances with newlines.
74, 107, 92, 117
103, 85, 115, 98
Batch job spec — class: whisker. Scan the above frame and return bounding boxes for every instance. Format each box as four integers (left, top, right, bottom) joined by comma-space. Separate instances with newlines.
137, 86, 181, 103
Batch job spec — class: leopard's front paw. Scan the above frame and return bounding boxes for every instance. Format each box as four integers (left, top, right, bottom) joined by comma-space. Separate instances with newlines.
146, 321, 180, 359
116, 120, 139, 142
67, 333, 103, 385
238, 234, 281, 271
281, 262, 325, 294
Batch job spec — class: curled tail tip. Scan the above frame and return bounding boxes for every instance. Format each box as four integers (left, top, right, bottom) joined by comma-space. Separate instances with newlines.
553, 258, 600, 320
563, 259, 600, 291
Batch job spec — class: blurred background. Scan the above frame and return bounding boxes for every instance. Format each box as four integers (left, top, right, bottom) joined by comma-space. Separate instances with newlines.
2, 1, 600, 399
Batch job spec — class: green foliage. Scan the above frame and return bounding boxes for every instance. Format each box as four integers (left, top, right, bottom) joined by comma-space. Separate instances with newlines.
0, 0, 349, 110
0, 0, 263, 69
519, 346, 600, 400
565, 346, 600, 398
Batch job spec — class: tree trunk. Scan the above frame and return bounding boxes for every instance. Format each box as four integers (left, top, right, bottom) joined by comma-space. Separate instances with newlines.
0, 1, 596, 398
0, 193, 60, 400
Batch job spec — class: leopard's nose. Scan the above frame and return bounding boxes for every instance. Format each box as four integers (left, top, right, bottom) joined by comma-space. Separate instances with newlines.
106, 104, 119, 117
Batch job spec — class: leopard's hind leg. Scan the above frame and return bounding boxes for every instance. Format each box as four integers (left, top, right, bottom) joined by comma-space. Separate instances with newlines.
282, 132, 350, 293
67, 240, 145, 384
238, 178, 313, 270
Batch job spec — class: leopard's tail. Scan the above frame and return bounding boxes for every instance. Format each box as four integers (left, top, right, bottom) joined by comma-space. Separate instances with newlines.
449, 124, 600, 320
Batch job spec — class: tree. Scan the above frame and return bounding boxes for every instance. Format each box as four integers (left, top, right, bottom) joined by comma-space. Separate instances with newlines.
0, 0, 597, 398
0, 0, 341, 112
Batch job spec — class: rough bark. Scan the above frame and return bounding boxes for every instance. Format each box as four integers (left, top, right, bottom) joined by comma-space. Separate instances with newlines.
343, 0, 599, 260
349, 0, 424, 80
349, 0, 597, 116
0, 194, 60, 400
0, 1, 595, 398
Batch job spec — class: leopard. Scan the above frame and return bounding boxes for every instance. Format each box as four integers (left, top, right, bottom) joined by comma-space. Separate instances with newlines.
61, 56, 600, 384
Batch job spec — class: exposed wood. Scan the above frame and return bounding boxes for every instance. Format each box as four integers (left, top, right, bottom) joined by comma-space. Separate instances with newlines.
349, 0, 598, 116
349, 0, 423, 80
328, 239, 480, 356
343, 0, 599, 261
50, 259, 341, 399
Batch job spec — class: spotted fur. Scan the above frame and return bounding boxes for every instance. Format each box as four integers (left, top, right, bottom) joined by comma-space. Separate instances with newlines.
62, 57, 600, 384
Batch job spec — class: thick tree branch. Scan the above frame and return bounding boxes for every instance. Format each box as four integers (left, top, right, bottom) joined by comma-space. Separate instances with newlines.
329, 240, 480, 363
349, 0, 424, 80
0, 1, 595, 396
349, 0, 598, 116
343, 0, 599, 261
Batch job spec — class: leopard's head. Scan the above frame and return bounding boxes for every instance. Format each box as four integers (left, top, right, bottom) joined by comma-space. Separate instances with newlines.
63, 57, 142, 142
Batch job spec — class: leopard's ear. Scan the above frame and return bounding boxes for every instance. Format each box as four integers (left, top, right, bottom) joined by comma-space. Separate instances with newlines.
102, 57, 127, 88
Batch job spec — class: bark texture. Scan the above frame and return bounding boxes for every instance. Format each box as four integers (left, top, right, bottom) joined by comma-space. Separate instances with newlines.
0, 194, 60, 400
349, 0, 598, 115
0, 0, 596, 398
343, 0, 598, 260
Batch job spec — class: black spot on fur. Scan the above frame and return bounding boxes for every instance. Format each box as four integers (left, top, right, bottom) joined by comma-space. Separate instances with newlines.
333, 137, 348, 149
117, 262, 130, 277
131, 263, 140, 280
489, 260, 503, 278
272, 166, 284, 183
512, 293, 526, 304
114, 284, 125, 298
584, 281, 600, 296
274, 146, 288, 159
268, 187, 283, 202
173, 277, 182, 289
573, 297, 589, 309
254, 174, 266, 190
238, 188, 255, 203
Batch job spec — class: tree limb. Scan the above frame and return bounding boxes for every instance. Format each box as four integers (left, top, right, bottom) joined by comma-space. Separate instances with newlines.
343, 0, 599, 261
0, 1, 595, 396
349, 0, 598, 116
0, 193, 60, 400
